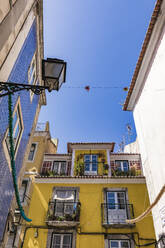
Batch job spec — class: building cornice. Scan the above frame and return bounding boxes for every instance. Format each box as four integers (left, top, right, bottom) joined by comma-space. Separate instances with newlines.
67, 142, 115, 153
34, 176, 146, 184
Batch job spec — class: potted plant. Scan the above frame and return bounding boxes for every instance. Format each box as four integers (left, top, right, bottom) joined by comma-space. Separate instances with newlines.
65, 214, 73, 221
74, 162, 85, 176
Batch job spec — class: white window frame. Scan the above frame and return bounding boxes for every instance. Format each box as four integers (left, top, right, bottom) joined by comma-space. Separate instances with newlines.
107, 191, 126, 209
3, 97, 24, 170
106, 191, 127, 223
53, 161, 67, 175
105, 234, 134, 248
103, 188, 130, 225
115, 160, 129, 172
54, 190, 76, 216
28, 53, 37, 101
19, 178, 31, 206
109, 239, 130, 248
41, 161, 53, 174
27, 142, 38, 162
84, 154, 98, 175
51, 233, 72, 248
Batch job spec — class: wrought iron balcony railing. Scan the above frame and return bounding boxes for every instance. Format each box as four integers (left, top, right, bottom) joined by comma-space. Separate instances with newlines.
101, 203, 135, 228
46, 201, 81, 226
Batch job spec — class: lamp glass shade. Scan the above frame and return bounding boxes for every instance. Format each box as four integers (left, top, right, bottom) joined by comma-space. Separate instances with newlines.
44, 62, 63, 79
42, 59, 66, 91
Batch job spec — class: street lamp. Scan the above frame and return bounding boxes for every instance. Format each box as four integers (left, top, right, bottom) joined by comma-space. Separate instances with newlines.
0, 58, 67, 97
42, 58, 66, 91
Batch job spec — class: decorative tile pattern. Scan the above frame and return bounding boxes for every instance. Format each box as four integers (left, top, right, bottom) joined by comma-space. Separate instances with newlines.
0, 20, 40, 239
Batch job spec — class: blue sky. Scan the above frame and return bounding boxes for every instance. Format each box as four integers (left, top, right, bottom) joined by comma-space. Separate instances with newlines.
39, 0, 156, 153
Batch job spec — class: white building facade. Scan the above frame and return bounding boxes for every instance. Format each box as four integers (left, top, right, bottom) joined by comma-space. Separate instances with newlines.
124, 0, 165, 242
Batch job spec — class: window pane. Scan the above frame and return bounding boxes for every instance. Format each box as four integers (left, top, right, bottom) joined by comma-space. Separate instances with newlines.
107, 192, 115, 209
54, 236, 60, 244
53, 162, 59, 173
117, 192, 125, 209
84, 155, 90, 162
55, 202, 63, 215
63, 235, 71, 245
19, 181, 27, 202
115, 161, 121, 167
13, 111, 17, 128
60, 162, 66, 174
110, 241, 119, 248
51, 234, 61, 248
92, 155, 97, 162
85, 163, 90, 171
64, 203, 74, 214
123, 161, 129, 171
28, 143, 36, 161
92, 163, 97, 171
121, 241, 129, 248
13, 123, 20, 139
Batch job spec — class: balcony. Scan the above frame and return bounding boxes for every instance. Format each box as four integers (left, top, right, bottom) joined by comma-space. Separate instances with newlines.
46, 201, 81, 227
101, 203, 135, 228
111, 168, 142, 177
41, 160, 71, 177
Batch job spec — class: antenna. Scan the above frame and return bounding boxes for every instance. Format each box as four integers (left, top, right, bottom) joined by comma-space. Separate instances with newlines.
126, 123, 132, 143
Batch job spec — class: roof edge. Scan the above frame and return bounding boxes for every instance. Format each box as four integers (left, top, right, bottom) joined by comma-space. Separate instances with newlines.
123, 0, 163, 111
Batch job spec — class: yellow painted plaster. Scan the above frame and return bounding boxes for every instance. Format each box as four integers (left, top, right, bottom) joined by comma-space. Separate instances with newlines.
23, 182, 155, 248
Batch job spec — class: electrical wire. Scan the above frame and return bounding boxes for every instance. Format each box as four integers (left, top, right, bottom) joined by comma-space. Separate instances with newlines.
62, 85, 129, 91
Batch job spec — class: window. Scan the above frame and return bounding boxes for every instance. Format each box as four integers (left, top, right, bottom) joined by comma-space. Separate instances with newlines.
106, 190, 127, 224
53, 190, 76, 216
53, 161, 67, 175
51, 233, 72, 248
115, 161, 129, 172
28, 143, 37, 161
19, 180, 28, 203
3, 98, 24, 167
5, 104, 23, 154
109, 240, 130, 248
84, 154, 98, 175
28, 53, 37, 101
41, 161, 53, 174
107, 192, 126, 209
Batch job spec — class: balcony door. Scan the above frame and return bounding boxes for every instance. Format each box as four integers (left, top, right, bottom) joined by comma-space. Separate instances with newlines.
54, 190, 76, 216
106, 191, 127, 224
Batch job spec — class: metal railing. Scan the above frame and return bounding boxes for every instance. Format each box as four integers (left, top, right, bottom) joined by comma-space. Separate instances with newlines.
101, 203, 134, 225
47, 201, 81, 222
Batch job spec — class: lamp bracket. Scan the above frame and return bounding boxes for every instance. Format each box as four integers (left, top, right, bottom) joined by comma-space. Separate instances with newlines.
0, 82, 49, 97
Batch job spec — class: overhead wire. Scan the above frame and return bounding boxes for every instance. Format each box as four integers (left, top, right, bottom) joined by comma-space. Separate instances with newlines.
126, 184, 165, 224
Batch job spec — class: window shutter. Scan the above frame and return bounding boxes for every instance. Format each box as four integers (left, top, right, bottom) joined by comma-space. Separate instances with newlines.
67, 161, 71, 176
41, 161, 52, 173
130, 161, 141, 170
110, 161, 115, 170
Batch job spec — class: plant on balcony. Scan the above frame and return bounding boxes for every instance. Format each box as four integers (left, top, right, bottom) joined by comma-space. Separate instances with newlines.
64, 214, 74, 221
101, 158, 106, 163
111, 167, 136, 177
48, 171, 56, 177
103, 163, 109, 175
74, 162, 85, 176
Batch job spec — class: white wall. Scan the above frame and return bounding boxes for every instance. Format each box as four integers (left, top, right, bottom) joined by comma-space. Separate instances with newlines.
133, 27, 165, 238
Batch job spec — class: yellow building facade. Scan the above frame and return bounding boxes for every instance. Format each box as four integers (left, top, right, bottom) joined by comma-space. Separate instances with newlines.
16, 136, 156, 248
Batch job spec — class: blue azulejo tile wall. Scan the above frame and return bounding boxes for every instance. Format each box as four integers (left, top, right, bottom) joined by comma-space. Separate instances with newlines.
0, 19, 40, 240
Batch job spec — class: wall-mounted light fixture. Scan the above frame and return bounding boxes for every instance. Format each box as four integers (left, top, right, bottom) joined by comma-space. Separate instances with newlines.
0, 58, 67, 97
